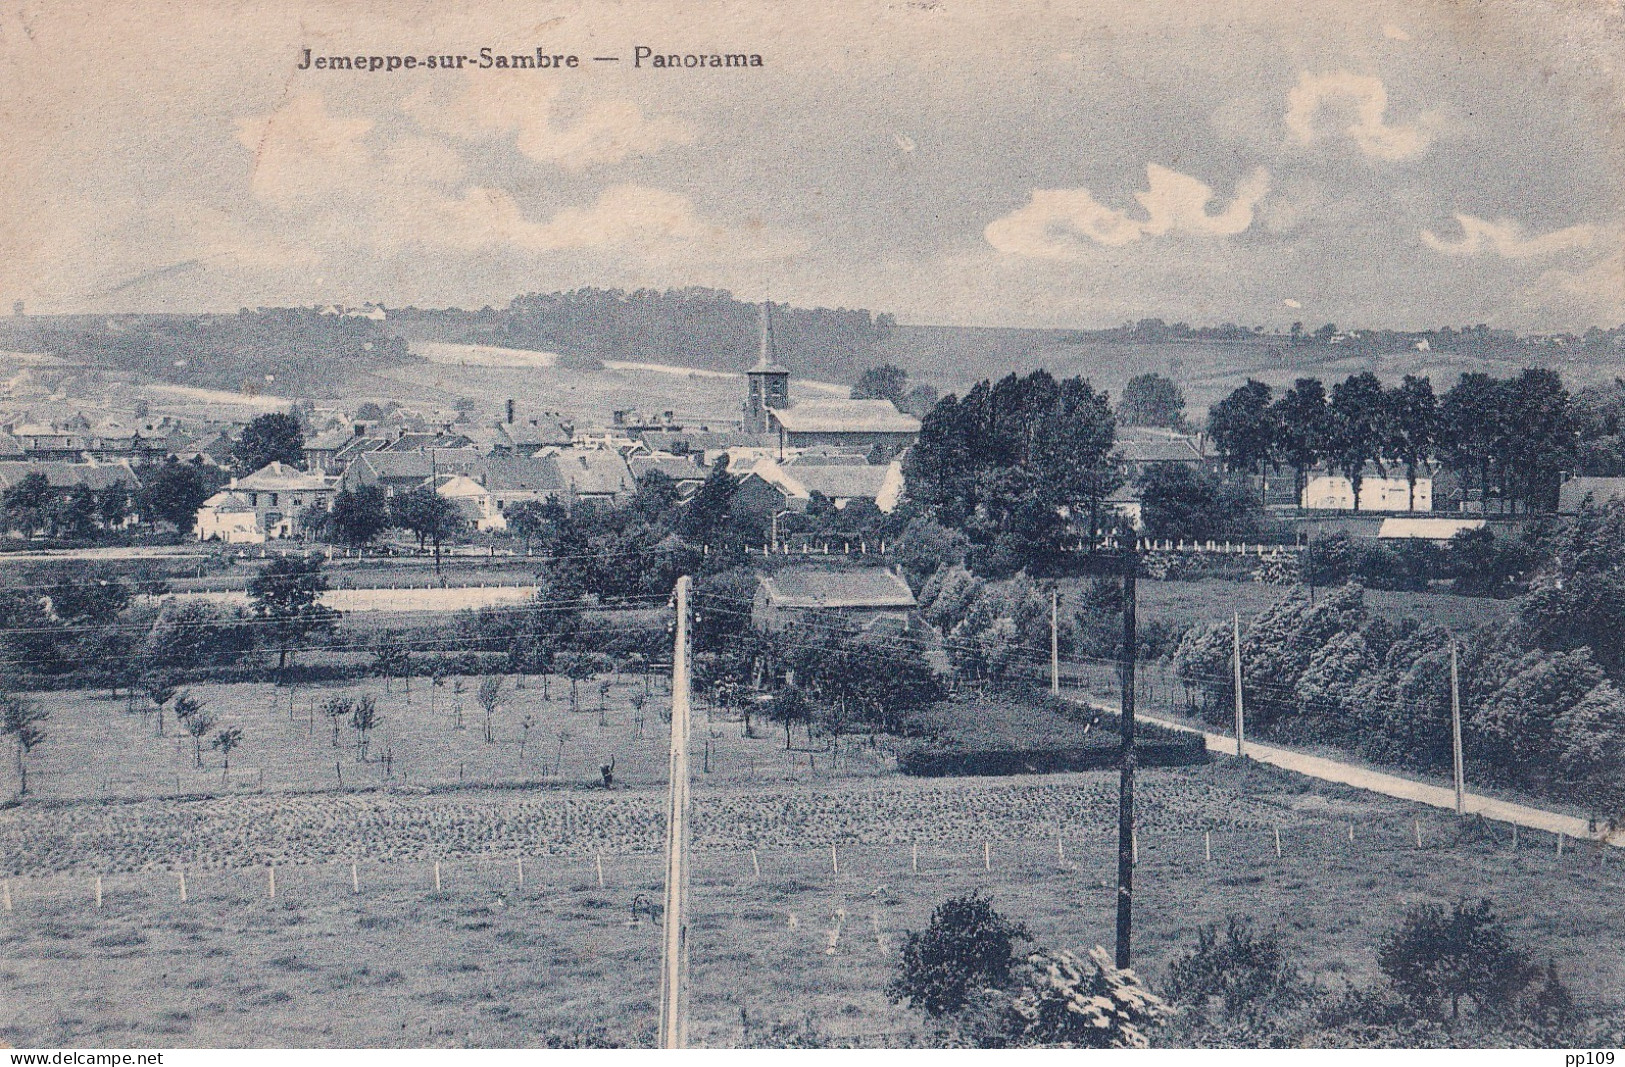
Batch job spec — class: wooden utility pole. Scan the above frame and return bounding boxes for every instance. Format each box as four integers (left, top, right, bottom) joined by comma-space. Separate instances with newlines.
658, 576, 693, 1049
1050, 588, 1060, 696
1115, 545, 1137, 970
430, 448, 442, 577
1451, 643, 1464, 815
1232, 612, 1246, 757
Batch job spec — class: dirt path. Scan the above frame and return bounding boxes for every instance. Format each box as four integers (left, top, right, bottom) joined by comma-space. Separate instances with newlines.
1077, 696, 1624, 847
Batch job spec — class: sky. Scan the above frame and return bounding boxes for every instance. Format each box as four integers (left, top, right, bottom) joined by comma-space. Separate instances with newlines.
1, 0, 1622, 332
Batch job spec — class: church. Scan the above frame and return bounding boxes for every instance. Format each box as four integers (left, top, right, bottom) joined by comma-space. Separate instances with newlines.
741, 306, 921, 455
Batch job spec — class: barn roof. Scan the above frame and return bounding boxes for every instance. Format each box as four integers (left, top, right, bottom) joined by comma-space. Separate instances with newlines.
756, 567, 917, 610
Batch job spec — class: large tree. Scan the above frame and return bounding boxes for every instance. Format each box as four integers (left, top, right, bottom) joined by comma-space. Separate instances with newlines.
1326, 372, 1388, 512
1, 472, 51, 537
232, 412, 306, 474
326, 485, 391, 548
137, 459, 226, 534
247, 554, 338, 668
1384, 374, 1438, 512
1118, 373, 1187, 428
1207, 380, 1276, 492
1439, 373, 1507, 513
1270, 377, 1329, 504
390, 485, 463, 551
851, 363, 910, 408
1498, 368, 1576, 513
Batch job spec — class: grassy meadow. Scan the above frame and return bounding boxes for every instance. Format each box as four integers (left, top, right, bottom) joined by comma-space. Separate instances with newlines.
0, 756, 1621, 1047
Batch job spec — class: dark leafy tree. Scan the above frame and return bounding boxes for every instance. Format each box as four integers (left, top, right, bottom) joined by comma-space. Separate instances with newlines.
211, 726, 244, 775
1136, 465, 1260, 544
1165, 915, 1300, 1023
1327, 372, 1388, 511
348, 696, 378, 761
1271, 378, 1329, 503
1384, 374, 1438, 512
1207, 380, 1275, 491
891, 892, 1028, 1018
1439, 373, 1507, 513
175, 693, 215, 767
677, 457, 740, 544
390, 485, 463, 551
1378, 899, 1536, 1020
137, 459, 226, 534
852, 364, 910, 407
46, 568, 131, 624
1118, 373, 1187, 428
232, 412, 306, 474
2, 472, 51, 536
327, 485, 391, 548
1499, 368, 1576, 512
247, 554, 339, 668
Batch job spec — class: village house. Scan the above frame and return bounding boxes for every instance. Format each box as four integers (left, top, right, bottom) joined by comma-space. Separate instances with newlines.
195, 461, 337, 543
1301, 471, 1432, 512
735, 458, 906, 517
477, 454, 565, 513
340, 449, 483, 497
433, 473, 506, 532
750, 566, 919, 633
550, 448, 635, 508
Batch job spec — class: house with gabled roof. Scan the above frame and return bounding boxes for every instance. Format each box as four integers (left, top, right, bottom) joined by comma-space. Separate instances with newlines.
751, 566, 919, 632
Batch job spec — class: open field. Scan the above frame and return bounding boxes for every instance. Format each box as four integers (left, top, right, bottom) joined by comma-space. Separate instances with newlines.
0, 758, 1622, 1046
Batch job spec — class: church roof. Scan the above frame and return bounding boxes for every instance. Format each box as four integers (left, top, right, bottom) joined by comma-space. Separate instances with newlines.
770, 399, 921, 434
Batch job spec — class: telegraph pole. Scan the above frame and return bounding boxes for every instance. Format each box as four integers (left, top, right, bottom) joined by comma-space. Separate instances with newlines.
430, 448, 442, 577
658, 576, 693, 1048
1050, 588, 1060, 696
1115, 542, 1137, 970
1232, 612, 1246, 757
1451, 643, 1465, 815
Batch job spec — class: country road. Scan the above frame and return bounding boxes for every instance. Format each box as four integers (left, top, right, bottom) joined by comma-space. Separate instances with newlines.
1075, 696, 1624, 848
146, 585, 540, 613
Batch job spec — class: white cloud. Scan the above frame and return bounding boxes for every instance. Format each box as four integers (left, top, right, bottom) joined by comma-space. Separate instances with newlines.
1421, 213, 1597, 258
236, 92, 375, 204
984, 164, 1270, 258
1284, 71, 1433, 160
406, 79, 691, 172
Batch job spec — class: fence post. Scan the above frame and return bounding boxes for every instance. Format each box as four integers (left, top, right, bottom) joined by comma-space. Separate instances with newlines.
751, 849, 761, 879
596, 852, 606, 888
1414, 818, 1423, 848
268, 865, 276, 899
434, 861, 442, 892
517, 857, 525, 888
1204, 831, 1211, 863
95, 875, 103, 909
351, 862, 359, 894
179, 870, 187, 903
1274, 827, 1282, 858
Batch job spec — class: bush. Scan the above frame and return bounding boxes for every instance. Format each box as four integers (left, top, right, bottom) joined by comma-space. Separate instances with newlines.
890, 892, 1029, 1018
1005, 947, 1175, 1048
1164, 915, 1299, 1022
1377, 899, 1537, 1020
898, 742, 1205, 777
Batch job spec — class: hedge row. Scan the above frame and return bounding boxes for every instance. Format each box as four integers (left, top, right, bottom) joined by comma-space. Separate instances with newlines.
898, 741, 1208, 777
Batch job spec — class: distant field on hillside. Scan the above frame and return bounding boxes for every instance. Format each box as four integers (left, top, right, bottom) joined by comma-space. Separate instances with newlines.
873, 325, 1625, 417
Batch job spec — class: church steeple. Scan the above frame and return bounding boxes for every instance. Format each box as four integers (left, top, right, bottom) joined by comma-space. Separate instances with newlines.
743, 301, 790, 432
